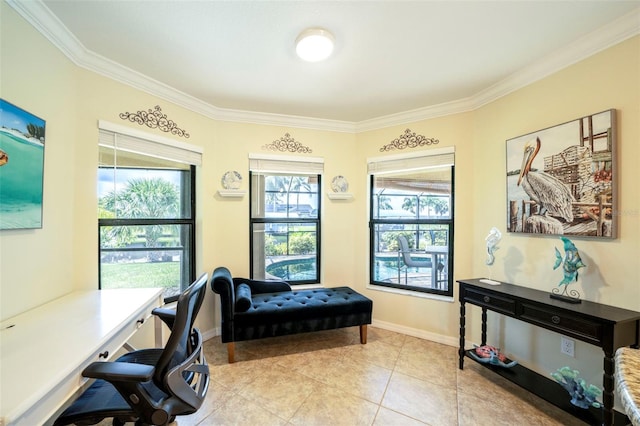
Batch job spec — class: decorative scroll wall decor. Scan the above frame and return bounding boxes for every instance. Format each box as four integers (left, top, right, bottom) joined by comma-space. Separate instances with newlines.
262, 133, 313, 153
379, 128, 439, 152
119, 105, 190, 138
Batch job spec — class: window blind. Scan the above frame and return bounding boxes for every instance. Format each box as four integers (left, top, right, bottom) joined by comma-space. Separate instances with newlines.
367, 146, 454, 175
249, 153, 324, 175
98, 120, 203, 166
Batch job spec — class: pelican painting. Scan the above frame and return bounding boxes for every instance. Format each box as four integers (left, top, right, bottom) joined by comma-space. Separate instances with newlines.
506, 110, 615, 238
517, 137, 574, 222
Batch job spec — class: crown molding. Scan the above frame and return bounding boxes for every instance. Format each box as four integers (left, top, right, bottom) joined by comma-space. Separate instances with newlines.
354, 97, 476, 133
6, 0, 357, 133
8, 1, 640, 133
470, 7, 640, 110
359, 6, 640, 131
213, 107, 356, 133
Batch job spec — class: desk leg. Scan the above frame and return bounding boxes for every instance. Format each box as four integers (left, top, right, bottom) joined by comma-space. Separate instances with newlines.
154, 312, 163, 348
459, 300, 466, 370
603, 350, 615, 426
481, 307, 487, 346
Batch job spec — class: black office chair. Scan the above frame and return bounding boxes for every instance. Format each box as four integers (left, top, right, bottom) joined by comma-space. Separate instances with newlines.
114, 280, 204, 367
55, 273, 210, 426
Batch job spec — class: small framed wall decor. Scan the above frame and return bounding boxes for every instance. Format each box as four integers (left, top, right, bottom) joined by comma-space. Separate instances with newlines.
506, 109, 616, 238
0, 99, 46, 230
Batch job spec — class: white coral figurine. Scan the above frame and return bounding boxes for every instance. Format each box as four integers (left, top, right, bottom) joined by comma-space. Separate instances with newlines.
551, 366, 602, 409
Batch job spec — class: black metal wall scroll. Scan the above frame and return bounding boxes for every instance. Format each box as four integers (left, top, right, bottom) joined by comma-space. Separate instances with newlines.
119, 105, 190, 139
262, 133, 313, 153
379, 128, 439, 152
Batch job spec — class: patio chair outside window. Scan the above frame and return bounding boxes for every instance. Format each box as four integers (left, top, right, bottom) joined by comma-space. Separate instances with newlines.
397, 235, 445, 289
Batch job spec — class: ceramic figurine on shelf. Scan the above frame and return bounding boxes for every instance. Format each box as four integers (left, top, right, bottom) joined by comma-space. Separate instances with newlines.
551, 366, 602, 409
479, 227, 502, 285
551, 236, 586, 302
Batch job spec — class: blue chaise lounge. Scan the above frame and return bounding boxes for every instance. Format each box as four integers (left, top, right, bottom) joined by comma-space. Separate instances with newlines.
211, 266, 373, 362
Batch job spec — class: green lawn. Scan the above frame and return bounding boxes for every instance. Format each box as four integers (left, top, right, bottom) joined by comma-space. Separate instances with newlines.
101, 262, 180, 290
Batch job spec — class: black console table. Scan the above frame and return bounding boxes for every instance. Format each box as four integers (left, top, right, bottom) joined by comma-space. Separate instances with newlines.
458, 278, 640, 426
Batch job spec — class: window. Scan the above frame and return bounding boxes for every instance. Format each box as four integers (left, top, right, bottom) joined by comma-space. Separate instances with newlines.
249, 155, 323, 284
97, 122, 202, 301
369, 148, 454, 296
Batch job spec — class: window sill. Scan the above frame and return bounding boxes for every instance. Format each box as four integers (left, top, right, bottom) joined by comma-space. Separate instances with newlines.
367, 284, 454, 302
290, 283, 324, 290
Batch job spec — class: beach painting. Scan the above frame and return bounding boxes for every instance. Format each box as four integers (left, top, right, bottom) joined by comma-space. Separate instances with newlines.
0, 99, 46, 230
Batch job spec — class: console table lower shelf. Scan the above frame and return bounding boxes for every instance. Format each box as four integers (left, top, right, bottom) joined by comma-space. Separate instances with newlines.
464, 350, 628, 425
458, 278, 640, 426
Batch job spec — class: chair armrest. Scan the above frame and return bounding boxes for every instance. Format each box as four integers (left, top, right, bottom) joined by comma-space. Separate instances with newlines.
152, 307, 176, 329
233, 277, 291, 294
82, 361, 155, 382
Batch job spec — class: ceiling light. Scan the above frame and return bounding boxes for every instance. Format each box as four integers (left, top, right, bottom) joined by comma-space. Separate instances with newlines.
295, 28, 335, 62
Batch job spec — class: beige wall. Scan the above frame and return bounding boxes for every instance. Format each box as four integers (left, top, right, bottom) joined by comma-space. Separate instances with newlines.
468, 36, 640, 385
2, 3, 639, 390
1, 4, 79, 317
355, 112, 475, 342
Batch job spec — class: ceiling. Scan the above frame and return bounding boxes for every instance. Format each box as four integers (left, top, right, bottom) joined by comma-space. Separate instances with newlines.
12, 1, 640, 128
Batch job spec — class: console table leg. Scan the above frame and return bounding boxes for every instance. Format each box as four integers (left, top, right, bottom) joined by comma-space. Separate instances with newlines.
603, 351, 615, 426
459, 301, 466, 369
481, 307, 488, 346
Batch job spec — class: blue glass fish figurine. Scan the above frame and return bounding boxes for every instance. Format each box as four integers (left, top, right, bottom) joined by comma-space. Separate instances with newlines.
554, 237, 586, 287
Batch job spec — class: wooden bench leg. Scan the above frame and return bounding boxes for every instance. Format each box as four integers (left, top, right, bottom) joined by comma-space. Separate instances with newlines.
360, 324, 368, 344
227, 342, 235, 363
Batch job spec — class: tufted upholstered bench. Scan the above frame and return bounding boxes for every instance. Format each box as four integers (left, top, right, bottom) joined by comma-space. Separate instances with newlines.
211, 266, 373, 363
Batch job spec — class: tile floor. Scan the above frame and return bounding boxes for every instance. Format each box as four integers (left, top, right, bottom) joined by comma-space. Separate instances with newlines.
177, 327, 587, 426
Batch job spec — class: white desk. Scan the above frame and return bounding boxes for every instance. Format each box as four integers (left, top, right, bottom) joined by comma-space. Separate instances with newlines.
0, 288, 163, 426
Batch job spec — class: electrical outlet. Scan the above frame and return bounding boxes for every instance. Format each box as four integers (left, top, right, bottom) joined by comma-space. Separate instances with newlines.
561, 336, 575, 357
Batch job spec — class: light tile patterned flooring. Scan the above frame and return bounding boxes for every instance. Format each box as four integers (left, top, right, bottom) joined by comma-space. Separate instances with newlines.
176, 327, 586, 426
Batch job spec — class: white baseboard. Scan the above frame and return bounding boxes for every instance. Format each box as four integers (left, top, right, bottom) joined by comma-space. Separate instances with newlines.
371, 319, 459, 347
202, 322, 458, 348
202, 327, 219, 342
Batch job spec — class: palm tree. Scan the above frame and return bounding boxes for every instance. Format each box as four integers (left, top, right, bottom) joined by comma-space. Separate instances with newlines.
378, 196, 393, 210
401, 194, 449, 218
26, 123, 45, 141
264, 175, 313, 216
402, 196, 419, 215
264, 175, 288, 212
287, 176, 311, 214
99, 177, 180, 251
423, 196, 449, 216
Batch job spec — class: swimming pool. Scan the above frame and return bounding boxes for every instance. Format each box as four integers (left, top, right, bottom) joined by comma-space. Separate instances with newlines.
266, 256, 317, 281
266, 253, 441, 283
